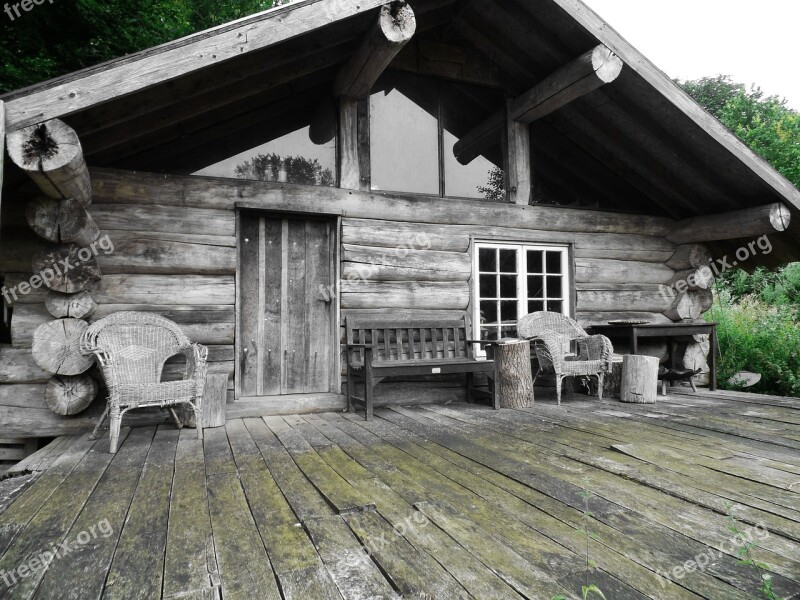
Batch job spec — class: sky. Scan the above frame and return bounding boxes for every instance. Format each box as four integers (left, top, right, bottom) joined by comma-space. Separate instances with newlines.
584, 0, 800, 110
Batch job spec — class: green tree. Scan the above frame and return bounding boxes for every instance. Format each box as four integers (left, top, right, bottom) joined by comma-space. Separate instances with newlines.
0, 0, 290, 93
681, 75, 800, 188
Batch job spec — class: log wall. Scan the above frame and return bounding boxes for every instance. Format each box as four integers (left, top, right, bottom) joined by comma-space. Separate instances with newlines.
0, 168, 715, 434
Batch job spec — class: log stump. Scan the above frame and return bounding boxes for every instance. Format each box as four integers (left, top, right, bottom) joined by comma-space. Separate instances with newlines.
620, 354, 659, 404
32, 318, 94, 375
590, 355, 623, 399
495, 339, 534, 408
46, 290, 97, 319
45, 374, 98, 415
181, 374, 227, 429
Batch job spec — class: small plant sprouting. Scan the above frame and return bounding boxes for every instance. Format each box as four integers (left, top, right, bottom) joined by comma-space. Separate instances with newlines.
552, 480, 607, 600
725, 503, 783, 600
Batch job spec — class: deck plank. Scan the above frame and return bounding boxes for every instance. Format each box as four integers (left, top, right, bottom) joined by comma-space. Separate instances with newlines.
102, 427, 179, 600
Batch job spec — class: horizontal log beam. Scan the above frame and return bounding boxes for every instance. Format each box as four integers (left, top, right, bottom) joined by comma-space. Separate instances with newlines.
667, 203, 791, 245
333, 1, 416, 98
453, 44, 623, 164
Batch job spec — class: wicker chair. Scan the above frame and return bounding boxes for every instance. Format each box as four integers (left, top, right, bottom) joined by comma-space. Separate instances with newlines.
518, 311, 613, 405
81, 311, 208, 453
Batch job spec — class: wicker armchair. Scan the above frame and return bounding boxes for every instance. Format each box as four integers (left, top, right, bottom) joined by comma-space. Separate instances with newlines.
518, 311, 613, 405
81, 311, 208, 453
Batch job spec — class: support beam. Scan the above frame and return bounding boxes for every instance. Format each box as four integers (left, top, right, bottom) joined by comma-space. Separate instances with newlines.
667, 203, 791, 245
6, 119, 92, 206
333, 1, 417, 98
453, 44, 623, 165
0, 100, 4, 237
504, 100, 531, 205
339, 98, 362, 190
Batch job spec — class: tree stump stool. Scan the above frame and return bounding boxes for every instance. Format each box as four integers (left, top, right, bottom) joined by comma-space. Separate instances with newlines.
495, 339, 534, 408
620, 354, 658, 404
589, 355, 623, 399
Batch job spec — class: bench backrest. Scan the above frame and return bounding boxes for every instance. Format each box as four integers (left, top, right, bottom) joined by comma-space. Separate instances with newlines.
345, 316, 474, 364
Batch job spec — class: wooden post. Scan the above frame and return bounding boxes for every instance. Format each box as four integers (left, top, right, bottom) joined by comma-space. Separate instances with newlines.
620, 354, 658, 404
505, 100, 531, 205
495, 339, 534, 408
339, 98, 361, 190
0, 100, 5, 238
6, 119, 92, 205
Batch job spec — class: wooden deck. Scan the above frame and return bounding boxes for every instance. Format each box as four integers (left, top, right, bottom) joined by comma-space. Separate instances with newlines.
0, 388, 799, 599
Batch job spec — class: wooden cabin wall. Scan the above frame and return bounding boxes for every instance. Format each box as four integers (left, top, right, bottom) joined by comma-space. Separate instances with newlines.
1, 167, 701, 432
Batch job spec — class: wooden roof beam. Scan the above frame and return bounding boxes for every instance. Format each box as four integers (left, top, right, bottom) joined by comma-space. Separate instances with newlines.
668, 203, 791, 245
2, 0, 391, 131
333, 1, 417, 98
454, 44, 623, 165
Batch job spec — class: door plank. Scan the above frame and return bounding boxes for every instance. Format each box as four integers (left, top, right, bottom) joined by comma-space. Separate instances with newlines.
285, 220, 307, 394
262, 218, 283, 396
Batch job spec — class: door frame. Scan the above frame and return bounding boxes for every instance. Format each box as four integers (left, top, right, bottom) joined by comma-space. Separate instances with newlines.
234, 206, 342, 400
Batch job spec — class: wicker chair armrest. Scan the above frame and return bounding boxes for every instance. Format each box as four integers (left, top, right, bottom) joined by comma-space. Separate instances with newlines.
574, 334, 614, 362
178, 344, 208, 380
532, 332, 565, 373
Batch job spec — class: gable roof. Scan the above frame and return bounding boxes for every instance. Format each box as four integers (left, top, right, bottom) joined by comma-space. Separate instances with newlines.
2, 0, 799, 263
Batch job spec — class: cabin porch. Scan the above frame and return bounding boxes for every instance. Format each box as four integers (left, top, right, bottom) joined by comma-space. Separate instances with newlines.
1, 388, 799, 600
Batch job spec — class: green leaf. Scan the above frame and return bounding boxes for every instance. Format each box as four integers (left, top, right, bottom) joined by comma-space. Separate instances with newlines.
582, 584, 607, 600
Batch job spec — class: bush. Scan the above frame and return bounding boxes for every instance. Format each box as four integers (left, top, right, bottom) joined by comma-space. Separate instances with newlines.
708, 293, 800, 397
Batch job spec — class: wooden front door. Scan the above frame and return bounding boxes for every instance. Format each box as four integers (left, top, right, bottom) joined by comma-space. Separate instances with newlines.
238, 213, 336, 397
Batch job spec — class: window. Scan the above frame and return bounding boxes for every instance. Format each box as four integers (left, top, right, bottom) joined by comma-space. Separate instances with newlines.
473, 242, 570, 350
194, 125, 336, 187
370, 73, 504, 199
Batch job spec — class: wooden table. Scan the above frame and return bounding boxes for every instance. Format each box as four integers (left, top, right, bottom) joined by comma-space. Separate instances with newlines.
588, 322, 718, 391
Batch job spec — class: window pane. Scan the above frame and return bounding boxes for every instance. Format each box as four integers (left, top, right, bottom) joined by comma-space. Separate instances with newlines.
480, 301, 498, 324
547, 275, 563, 298
500, 301, 517, 323
481, 326, 500, 341
528, 250, 544, 274
479, 275, 497, 298
441, 83, 504, 200
479, 248, 497, 272
370, 84, 439, 195
548, 300, 564, 314
195, 125, 336, 186
528, 300, 545, 313
501, 326, 518, 339
528, 275, 544, 299
545, 251, 563, 274
499, 249, 517, 273
500, 275, 517, 299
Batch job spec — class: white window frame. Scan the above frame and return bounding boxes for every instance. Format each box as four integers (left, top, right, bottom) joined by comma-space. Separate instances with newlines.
472, 241, 571, 358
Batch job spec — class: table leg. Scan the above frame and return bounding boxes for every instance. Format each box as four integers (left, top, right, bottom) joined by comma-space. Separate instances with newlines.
710, 326, 718, 391
630, 330, 638, 354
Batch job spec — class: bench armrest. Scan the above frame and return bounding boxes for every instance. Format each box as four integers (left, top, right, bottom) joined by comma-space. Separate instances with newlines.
344, 343, 376, 348
466, 339, 498, 346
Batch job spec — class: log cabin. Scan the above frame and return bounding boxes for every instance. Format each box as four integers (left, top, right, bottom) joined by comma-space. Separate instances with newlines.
1, 0, 799, 443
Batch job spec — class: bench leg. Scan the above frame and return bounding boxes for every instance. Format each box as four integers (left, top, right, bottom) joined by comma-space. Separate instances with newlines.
689, 377, 698, 392
364, 361, 374, 421
465, 372, 473, 403
346, 360, 353, 413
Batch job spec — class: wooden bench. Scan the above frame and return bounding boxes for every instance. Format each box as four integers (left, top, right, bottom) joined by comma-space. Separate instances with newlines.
345, 316, 498, 420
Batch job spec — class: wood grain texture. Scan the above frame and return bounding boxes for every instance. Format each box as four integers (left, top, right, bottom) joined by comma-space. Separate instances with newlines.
668, 203, 791, 244
333, 1, 416, 98
3, 0, 390, 130
32, 318, 94, 375
5, 119, 93, 204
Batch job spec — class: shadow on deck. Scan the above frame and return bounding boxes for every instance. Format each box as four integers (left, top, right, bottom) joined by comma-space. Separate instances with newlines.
0, 388, 799, 599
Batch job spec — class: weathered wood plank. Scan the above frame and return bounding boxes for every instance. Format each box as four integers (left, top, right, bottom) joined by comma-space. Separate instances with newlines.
91, 204, 235, 236
92, 275, 235, 305
0, 347, 51, 383
33, 428, 155, 600
103, 427, 178, 600
342, 281, 469, 310
3, 0, 391, 130
163, 430, 218, 599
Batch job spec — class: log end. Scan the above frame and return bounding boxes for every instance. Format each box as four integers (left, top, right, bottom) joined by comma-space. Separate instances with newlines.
380, 2, 417, 44
592, 45, 624, 83
770, 202, 791, 231
6, 119, 82, 171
